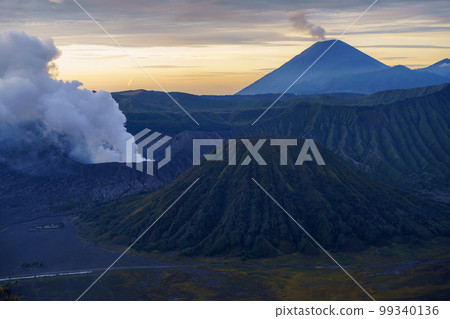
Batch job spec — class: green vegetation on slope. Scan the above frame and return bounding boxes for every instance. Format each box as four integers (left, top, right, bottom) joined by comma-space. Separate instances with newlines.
250, 84, 450, 192
114, 84, 450, 194
77, 139, 450, 258
114, 84, 450, 136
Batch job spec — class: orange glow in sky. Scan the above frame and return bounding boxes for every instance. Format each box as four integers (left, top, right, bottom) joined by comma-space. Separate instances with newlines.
2, 0, 449, 95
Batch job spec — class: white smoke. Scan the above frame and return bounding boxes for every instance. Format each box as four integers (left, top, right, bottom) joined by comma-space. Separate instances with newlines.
0, 30, 134, 163
289, 10, 326, 40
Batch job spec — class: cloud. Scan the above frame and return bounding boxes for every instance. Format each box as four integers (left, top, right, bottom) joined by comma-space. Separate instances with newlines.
0, 0, 448, 49
381, 56, 409, 60
0, 30, 134, 163
137, 65, 202, 69
288, 10, 326, 40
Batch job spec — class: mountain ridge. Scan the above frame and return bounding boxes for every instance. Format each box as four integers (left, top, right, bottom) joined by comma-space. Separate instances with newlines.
420, 58, 450, 78
238, 84, 450, 193
77, 138, 450, 258
237, 40, 449, 95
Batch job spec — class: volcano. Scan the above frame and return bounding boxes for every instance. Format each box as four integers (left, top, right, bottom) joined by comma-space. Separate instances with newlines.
237, 40, 449, 95
237, 40, 388, 95
78, 139, 449, 258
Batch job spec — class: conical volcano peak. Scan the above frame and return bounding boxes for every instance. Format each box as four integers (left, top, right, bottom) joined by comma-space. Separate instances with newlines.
310, 39, 348, 47
237, 39, 449, 95
237, 40, 388, 95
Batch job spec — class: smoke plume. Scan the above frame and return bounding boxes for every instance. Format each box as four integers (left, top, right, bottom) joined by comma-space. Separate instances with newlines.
0, 31, 134, 163
289, 10, 326, 40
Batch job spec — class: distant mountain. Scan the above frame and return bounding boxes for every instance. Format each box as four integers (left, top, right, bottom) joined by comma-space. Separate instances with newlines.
237, 40, 388, 95
112, 90, 234, 135
237, 40, 450, 95
115, 84, 449, 136
113, 90, 314, 136
420, 59, 450, 78
77, 139, 449, 258
321, 65, 450, 94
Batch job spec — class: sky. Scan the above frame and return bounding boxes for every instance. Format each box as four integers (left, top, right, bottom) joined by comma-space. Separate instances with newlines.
1, 0, 449, 94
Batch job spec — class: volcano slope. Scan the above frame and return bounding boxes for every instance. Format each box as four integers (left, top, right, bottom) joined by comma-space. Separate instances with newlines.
77, 139, 450, 258
241, 84, 450, 194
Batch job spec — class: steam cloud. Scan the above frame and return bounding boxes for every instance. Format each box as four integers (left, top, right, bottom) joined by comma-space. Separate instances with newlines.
0, 31, 135, 163
289, 10, 326, 40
